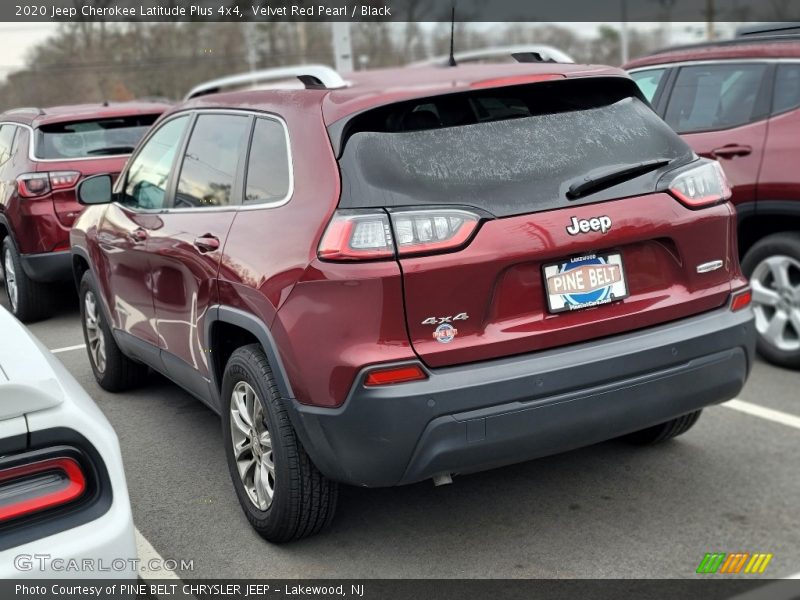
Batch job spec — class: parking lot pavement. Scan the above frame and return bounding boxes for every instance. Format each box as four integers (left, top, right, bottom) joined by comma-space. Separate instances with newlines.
2, 287, 799, 579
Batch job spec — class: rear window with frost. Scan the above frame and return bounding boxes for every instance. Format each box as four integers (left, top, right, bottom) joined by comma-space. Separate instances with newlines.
34, 114, 160, 159
335, 78, 694, 217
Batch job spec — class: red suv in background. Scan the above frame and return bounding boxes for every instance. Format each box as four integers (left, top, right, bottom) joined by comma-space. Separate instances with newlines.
626, 36, 800, 368
71, 63, 755, 542
0, 102, 168, 321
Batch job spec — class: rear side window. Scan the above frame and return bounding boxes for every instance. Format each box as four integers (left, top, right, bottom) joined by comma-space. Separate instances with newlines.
773, 64, 800, 115
335, 77, 693, 217
630, 69, 666, 103
34, 115, 160, 159
0, 125, 15, 165
664, 63, 768, 133
121, 116, 189, 210
174, 114, 251, 209
244, 118, 291, 206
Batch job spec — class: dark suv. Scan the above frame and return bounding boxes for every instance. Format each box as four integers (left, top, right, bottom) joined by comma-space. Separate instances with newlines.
70, 63, 755, 542
625, 36, 800, 368
0, 102, 168, 321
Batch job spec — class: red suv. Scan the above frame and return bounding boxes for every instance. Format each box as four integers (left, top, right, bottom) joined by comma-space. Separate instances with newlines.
625, 36, 800, 368
70, 63, 755, 542
0, 102, 168, 321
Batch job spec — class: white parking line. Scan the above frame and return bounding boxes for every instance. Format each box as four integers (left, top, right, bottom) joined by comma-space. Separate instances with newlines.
50, 343, 86, 354
135, 527, 182, 580
723, 399, 800, 431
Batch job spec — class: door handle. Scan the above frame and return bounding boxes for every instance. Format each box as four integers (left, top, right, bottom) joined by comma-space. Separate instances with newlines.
710, 144, 752, 159
193, 235, 220, 253
129, 228, 148, 243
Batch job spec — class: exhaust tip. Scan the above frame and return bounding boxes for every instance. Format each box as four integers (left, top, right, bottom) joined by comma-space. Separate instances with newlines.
432, 473, 453, 487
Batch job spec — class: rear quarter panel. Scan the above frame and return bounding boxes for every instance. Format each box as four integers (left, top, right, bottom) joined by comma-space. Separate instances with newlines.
216, 97, 414, 408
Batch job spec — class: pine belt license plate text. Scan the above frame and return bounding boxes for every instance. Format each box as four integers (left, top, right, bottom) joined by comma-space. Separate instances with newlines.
543, 253, 629, 313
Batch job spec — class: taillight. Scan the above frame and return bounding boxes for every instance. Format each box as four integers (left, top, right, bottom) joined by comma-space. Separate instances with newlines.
17, 173, 50, 198
391, 209, 480, 256
665, 161, 731, 208
318, 210, 395, 261
0, 457, 87, 523
16, 171, 81, 198
318, 208, 481, 261
49, 171, 81, 190
364, 364, 428, 386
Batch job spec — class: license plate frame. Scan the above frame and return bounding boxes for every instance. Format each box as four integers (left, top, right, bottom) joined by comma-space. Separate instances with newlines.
542, 252, 629, 314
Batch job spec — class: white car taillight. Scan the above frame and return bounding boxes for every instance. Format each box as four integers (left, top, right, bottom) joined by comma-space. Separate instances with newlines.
318, 208, 480, 261
0, 456, 87, 523
667, 160, 731, 208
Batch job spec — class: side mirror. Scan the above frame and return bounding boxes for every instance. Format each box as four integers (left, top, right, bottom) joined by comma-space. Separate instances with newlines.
77, 174, 113, 205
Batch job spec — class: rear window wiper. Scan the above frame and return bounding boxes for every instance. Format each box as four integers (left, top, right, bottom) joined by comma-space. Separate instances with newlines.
86, 146, 136, 156
566, 158, 673, 199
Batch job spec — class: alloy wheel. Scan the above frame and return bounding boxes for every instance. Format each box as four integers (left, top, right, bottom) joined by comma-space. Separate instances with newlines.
84, 290, 107, 373
230, 381, 275, 510
4, 249, 18, 312
750, 255, 800, 353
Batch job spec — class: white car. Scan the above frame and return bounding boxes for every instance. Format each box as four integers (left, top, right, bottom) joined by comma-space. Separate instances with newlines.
0, 306, 136, 579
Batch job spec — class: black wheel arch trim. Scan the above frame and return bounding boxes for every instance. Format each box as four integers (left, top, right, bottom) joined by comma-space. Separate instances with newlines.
70, 246, 92, 289
734, 201, 757, 224
0, 213, 12, 238
753, 200, 800, 219
71, 247, 117, 341
204, 306, 328, 470
204, 305, 296, 403
737, 200, 800, 250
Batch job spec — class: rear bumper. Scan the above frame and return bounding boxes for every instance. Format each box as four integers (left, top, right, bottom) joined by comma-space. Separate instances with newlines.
20, 251, 72, 283
289, 307, 755, 487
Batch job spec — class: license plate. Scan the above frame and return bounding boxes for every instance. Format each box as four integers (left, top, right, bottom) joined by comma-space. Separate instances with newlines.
543, 252, 629, 314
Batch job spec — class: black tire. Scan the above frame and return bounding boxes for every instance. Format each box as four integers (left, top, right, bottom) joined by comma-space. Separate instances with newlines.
221, 344, 337, 543
623, 410, 702, 445
79, 271, 148, 392
2, 237, 52, 322
741, 233, 800, 369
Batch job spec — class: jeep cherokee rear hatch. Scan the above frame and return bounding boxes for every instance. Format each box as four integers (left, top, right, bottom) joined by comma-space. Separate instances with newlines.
323, 76, 739, 367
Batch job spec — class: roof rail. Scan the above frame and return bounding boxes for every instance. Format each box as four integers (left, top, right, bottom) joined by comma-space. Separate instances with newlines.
647, 34, 800, 57
736, 22, 800, 37
4, 107, 44, 115
410, 45, 575, 67
184, 65, 348, 100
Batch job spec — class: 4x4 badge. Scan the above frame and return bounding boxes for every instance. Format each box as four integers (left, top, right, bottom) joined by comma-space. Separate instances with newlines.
566, 216, 612, 236
421, 313, 469, 325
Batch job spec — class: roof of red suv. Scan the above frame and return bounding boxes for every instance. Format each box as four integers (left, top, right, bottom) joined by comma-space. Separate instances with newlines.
183, 62, 629, 125
624, 37, 800, 70
0, 101, 172, 128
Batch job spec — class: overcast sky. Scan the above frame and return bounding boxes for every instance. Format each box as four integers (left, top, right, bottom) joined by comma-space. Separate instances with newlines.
0, 23, 56, 78
0, 21, 724, 81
